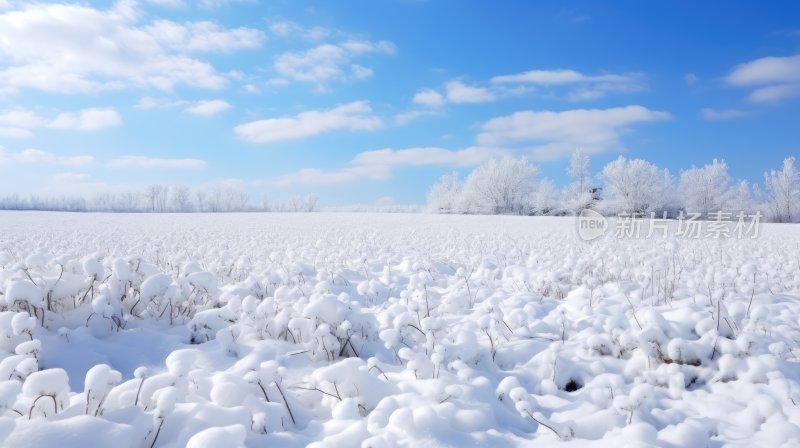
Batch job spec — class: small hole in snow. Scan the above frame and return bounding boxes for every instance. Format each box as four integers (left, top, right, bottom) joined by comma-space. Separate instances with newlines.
564, 379, 583, 392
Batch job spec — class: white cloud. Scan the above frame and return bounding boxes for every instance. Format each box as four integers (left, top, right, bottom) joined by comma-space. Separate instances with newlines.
685, 73, 699, 86
725, 54, 800, 103
264, 146, 506, 187
49, 172, 107, 194
269, 21, 331, 41
241, 83, 260, 94
492, 69, 583, 85
407, 68, 643, 113
374, 195, 395, 206
393, 109, 441, 125
0, 127, 33, 139
396, 89, 447, 124
491, 69, 631, 85
445, 81, 496, 103
269, 21, 299, 37
491, 69, 645, 101
234, 101, 383, 143
265, 164, 392, 187
108, 156, 207, 170
266, 78, 290, 88
350, 64, 373, 79
145, 20, 264, 53
565, 88, 605, 102
135, 96, 186, 109
0, 2, 264, 93
0, 108, 48, 128
726, 55, 800, 86
49, 108, 121, 131
0, 107, 120, 134
53, 172, 93, 183
413, 89, 446, 108
747, 84, 800, 103
700, 108, 751, 121
0, 147, 94, 166
478, 105, 671, 161
136, 97, 231, 116
274, 40, 395, 87
145, 0, 187, 8
183, 100, 231, 117
352, 147, 509, 168
198, 0, 251, 9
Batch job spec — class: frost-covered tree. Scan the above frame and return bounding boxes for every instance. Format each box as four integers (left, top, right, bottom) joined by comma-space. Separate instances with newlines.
764, 157, 800, 222
261, 196, 272, 212
426, 172, 463, 213
287, 196, 302, 212
208, 186, 224, 212
678, 159, 732, 217
91, 193, 115, 211
304, 194, 319, 212
600, 156, 674, 214
171, 186, 193, 212
460, 156, 538, 214
560, 149, 595, 213
145, 184, 165, 212
560, 183, 595, 214
115, 191, 141, 212
568, 149, 590, 193
527, 179, 560, 215
224, 188, 249, 212
728, 180, 756, 215
194, 190, 208, 212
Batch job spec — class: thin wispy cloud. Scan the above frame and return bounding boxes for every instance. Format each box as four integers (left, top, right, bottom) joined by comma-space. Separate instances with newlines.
263, 164, 392, 187
0, 147, 94, 166
234, 101, 383, 143
53, 172, 94, 183
262, 146, 508, 187
108, 156, 208, 170
701, 108, 751, 120
183, 100, 231, 117
352, 147, 508, 168
273, 40, 395, 88
491, 68, 646, 101
269, 20, 333, 41
726, 54, 800, 103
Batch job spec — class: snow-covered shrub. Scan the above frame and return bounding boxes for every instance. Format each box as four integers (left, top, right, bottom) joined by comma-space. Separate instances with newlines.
21, 368, 70, 418
84, 364, 122, 416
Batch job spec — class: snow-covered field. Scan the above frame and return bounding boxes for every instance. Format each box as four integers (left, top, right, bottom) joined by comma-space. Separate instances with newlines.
1, 211, 800, 447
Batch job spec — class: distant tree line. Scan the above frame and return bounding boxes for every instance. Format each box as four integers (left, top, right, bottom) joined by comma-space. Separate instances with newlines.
426, 152, 800, 223
0, 184, 319, 213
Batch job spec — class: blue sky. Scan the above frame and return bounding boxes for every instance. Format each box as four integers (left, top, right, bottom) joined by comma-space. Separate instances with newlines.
0, 0, 798, 206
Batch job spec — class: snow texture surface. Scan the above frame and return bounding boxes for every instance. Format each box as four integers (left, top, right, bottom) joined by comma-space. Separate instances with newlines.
0, 211, 799, 447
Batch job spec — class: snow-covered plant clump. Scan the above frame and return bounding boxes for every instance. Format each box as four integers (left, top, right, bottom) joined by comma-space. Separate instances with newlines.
0, 211, 799, 446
